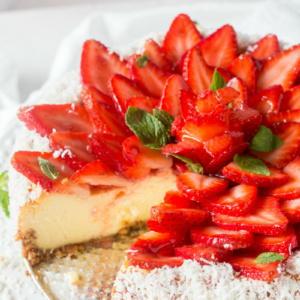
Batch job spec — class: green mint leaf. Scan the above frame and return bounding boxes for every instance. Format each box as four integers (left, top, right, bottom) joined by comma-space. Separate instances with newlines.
125, 107, 170, 150
0, 171, 8, 189
249, 126, 283, 152
233, 154, 270, 176
209, 68, 226, 94
228, 102, 233, 109
254, 252, 285, 264
135, 54, 148, 68
153, 109, 175, 132
0, 189, 9, 217
38, 157, 60, 180
168, 154, 203, 174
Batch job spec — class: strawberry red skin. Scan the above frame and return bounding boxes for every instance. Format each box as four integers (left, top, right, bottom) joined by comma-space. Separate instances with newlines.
227, 77, 248, 109
164, 190, 196, 208
126, 97, 158, 114
80, 39, 129, 95
263, 110, 300, 126
81, 84, 114, 106
177, 172, 229, 201
280, 85, 300, 111
190, 225, 254, 250
228, 253, 283, 281
280, 199, 300, 224
213, 196, 288, 236
222, 161, 288, 188
18, 104, 93, 137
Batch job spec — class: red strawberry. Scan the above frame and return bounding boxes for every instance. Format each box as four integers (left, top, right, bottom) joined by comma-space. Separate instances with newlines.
175, 244, 231, 263
143, 38, 173, 72
82, 95, 131, 137
126, 97, 158, 114
251, 225, 298, 254
148, 203, 210, 233
127, 249, 184, 270
222, 161, 288, 187
171, 116, 185, 137
70, 160, 131, 187
179, 89, 198, 121
182, 46, 214, 94
49, 132, 96, 170
81, 85, 114, 106
195, 89, 218, 113
164, 190, 195, 208
131, 231, 187, 256
204, 133, 233, 158
263, 109, 300, 126
215, 87, 240, 105
173, 163, 188, 175
227, 54, 256, 95
177, 171, 229, 201
18, 104, 93, 137
213, 196, 288, 235
109, 74, 149, 115
248, 85, 284, 115
280, 199, 300, 224
190, 225, 254, 250
80, 40, 129, 95
262, 156, 300, 200
252, 123, 300, 169
280, 85, 300, 111
198, 24, 237, 68
162, 14, 202, 64
227, 77, 248, 109
158, 74, 190, 117
129, 54, 171, 98
201, 184, 257, 216
257, 44, 300, 91
246, 34, 280, 60
228, 253, 283, 281
122, 135, 172, 169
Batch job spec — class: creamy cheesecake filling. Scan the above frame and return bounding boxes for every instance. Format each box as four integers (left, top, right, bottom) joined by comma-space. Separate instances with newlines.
19, 168, 177, 250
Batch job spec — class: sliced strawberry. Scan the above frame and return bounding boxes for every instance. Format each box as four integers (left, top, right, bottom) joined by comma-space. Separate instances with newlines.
11, 151, 75, 192
204, 133, 233, 158
228, 253, 283, 281
18, 104, 93, 137
109, 74, 149, 115
280, 199, 300, 224
126, 97, 158, 114
190, 225, 254, 250
171, 116, 185, 137
164, 190, 195, 208
252, 123, 300, 169
179, 89, 198, 121
182, 46, 214, 94
257, 44, 300, 91
131, 231, 187, 256
263, 109, 300, 126
148, 203, 210, 233
195, 89, 218, 113
248, 85, 284, 115
70, 160, 131, 187
215, 87, 240, 105
222, 161, 288, 187
80, 40, 129, 95
198, 24, 237, 68
143, 38, 173, 72
227, 54, 256, 94
52, 180, 90, 198
158, 74, 190, 117
162, 14, 202, 64
262, 156, 300, 200
213, 196, 288, 235
81, 85, 114, 106
251, 225, 298, 254
122, 135, 172, 169
127, 249, 184, 270
173, 163, 188, 175
177, 171, 228, 201
82, 96, 131, 137
129, 54, 171, 98
175, 244, 231, 263
49, 132, 96, 170
280, 85, 300, 111
227, 77, 248, 109
246, 34, 279, 60
201, 184, 257, 216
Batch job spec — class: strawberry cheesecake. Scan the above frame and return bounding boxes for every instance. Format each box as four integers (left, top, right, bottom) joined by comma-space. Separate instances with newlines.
9, 12, 300, 297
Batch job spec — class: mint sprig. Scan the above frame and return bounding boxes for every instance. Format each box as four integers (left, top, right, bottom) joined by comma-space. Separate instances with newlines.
125, 107, 173, 150
168, 154, 203, 174
153, 109, 174, 133
38, 157, 60, 180
254, 252, 285, 264
249, 125, 283, 152
234, 154, 270, 176
0, 171, 10, 217
209, 69, 226, 94
135, 54, 149, 68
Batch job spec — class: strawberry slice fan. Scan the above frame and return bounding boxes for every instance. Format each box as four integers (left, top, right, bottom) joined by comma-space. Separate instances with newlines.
12, 13, 300, 282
